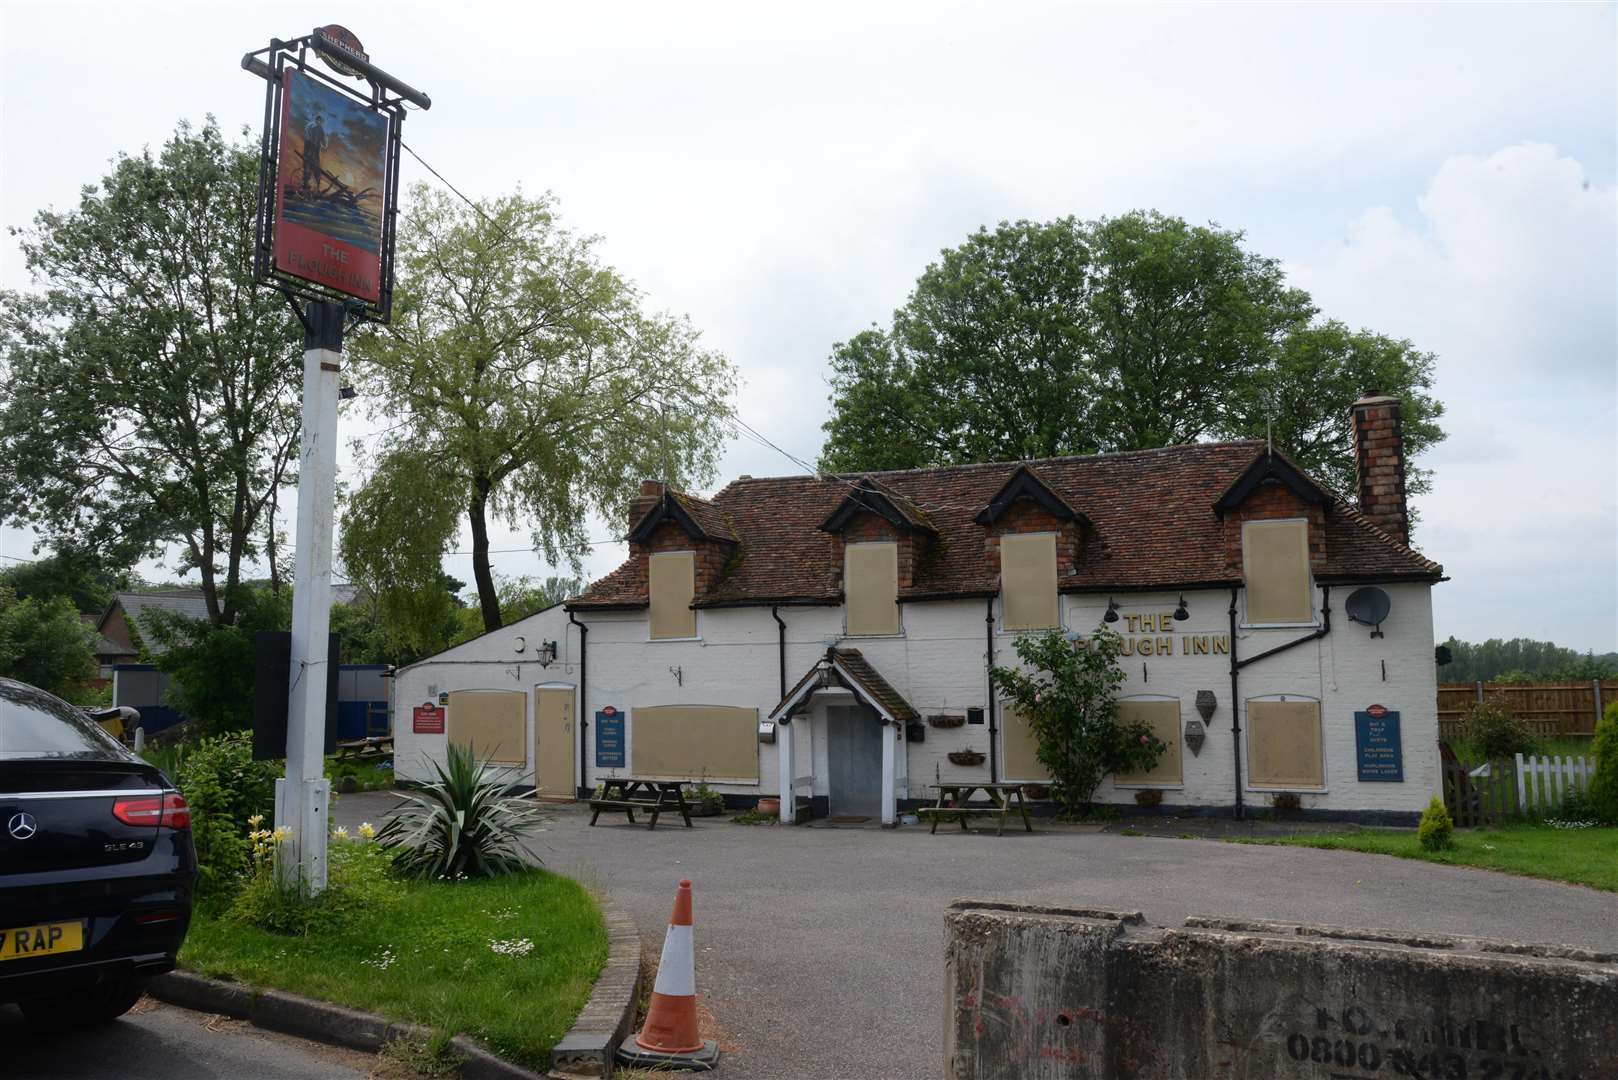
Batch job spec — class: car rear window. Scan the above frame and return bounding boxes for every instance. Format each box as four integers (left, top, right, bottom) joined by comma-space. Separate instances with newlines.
0, 679, 130, 760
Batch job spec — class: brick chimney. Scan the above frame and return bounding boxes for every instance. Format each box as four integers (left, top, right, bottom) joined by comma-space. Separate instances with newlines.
1351, 395, 1408, 546
628, 479, 664, 534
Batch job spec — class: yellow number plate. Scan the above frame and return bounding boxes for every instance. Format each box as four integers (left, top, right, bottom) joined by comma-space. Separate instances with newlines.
0, 921, 85, 962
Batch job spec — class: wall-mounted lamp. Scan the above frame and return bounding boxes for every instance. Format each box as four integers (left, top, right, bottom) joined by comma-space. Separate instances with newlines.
339, 385, 357, 400
538, 640, 558, 668
1103, 598, 1120, 623
1173, 595, 1190, 621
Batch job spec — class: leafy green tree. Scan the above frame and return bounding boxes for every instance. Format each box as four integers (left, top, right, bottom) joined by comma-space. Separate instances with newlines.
330, 577, 480, 667
0, 550, 129, 615
821, 212, 1445, 512
346, 185, 737, 632
490, 574, 585, 624
1438, 636, 1618, 683
0, 119, 302, 626
143, 584, 292, 736
0, 585, 97, 697
989, 628, 1161, 814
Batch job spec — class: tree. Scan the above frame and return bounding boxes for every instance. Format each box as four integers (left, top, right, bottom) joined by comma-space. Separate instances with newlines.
989, 628, 1162, 814
0, 585, 97, 698
0, 550, 128, 615
1438, 636, 1618, 683
143, 584, 291, 737
0, 119, 302, 626
346, 185, 737, 632
489, 574, 586, 624
820, 213, 1445, 513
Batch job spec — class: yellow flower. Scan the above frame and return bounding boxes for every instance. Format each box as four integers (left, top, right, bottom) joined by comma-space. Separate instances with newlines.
333, 826, 349, 840
357, 822, 376, 840
247, 814, 265, 828
272, 826, 293, 843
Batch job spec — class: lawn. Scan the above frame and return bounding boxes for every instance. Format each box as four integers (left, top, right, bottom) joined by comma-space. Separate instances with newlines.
180, 842, 607, 1070
1232, 823, 1618, 892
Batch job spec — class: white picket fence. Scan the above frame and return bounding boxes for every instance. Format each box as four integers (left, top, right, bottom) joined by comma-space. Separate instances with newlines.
1514, 753, 1595, 814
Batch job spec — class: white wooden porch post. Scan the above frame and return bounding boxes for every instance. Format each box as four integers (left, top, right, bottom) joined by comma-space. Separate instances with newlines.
881, 721, 897, 827
777, 717, 795, 824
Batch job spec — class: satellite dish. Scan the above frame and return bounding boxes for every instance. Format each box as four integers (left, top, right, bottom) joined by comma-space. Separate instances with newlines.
1345, 587, 1391, 638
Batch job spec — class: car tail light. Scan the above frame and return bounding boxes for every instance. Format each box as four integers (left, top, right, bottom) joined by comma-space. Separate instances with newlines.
113, 793, 191, 829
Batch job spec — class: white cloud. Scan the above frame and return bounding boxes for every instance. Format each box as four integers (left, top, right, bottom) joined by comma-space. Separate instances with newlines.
1288, 144, 1617, 653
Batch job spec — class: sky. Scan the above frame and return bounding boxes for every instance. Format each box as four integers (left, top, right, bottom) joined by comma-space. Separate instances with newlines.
1, 2, 1614, 653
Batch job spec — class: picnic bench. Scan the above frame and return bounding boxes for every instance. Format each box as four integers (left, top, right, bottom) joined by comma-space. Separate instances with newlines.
588, 778, 695, 830
918, 782, 1035, 836
334, 735, 393, 762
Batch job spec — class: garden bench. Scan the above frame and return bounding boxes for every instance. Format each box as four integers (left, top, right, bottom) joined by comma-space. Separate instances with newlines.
921, 782, 1035, 836
587, 778, 694, 830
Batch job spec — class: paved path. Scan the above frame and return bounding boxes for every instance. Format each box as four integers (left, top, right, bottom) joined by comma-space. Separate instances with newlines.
335, 794, 1617, 1080
0, 997, 373, 1079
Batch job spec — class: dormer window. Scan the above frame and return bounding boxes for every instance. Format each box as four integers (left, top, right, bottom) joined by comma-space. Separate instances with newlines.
845, 542, 900, 636
1242, 518, 1313, 626
649, 551, 697, 639
1000, 532, 1059, 631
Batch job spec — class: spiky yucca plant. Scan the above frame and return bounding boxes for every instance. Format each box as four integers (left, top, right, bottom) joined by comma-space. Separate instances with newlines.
377, 742, 545, 880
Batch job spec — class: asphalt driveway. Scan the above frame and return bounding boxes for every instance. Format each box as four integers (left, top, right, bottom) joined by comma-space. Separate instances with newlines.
334, 795, 1617, 1080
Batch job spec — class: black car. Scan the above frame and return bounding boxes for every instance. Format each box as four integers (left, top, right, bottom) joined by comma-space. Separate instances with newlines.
0, 677, 196, 1024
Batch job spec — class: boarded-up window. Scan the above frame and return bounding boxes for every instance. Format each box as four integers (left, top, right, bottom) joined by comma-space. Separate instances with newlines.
447, 690, 526, 766
845, 542, 900, 636
1000, 704, 1051, 781
1242, 519, 1313, 625
1113, 699, 1182, 785
1247, 698, 1324, 788
649, 551, 697, 639
1001, 532, 1059, 631
630, 705, 759, 781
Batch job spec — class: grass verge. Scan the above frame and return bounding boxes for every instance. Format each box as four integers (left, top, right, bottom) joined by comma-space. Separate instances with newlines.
180, 843, 607, 1070
1230, 823, 1618, 892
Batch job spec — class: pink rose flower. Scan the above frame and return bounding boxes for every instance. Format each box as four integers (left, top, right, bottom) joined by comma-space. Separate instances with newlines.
1034, 692, 1042, 703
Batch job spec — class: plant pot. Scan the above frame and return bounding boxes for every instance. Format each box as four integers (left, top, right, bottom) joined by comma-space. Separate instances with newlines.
927, 714, 967, 728
947, 750, 986, 767
689, 797, 724, 817
756, 797, 781, 816
1133, 788, 1163, 808
1024, 784, 1050, 800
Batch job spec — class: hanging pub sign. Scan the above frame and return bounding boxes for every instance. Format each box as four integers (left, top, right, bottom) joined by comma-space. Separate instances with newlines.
1354, 705, 1403, 782
242, 28, 430, 324
595, 706, 625, 768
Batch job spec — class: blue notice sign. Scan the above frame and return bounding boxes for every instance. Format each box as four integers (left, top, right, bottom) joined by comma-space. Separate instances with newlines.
595, 708, 625, 768
1354, 707, 1403, 782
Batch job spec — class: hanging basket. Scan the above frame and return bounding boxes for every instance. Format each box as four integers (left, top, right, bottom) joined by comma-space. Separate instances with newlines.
927, 714, 967, 728
947, 750, 987, 767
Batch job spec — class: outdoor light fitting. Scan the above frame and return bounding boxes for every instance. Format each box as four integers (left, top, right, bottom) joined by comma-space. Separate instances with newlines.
1174, 595, 1190, 621
339, 385, 357, 400
1103, 598, 1120, 623
538, 640, 558, 668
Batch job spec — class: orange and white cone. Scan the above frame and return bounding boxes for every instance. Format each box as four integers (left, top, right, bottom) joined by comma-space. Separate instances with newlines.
621, 879, 719, 1069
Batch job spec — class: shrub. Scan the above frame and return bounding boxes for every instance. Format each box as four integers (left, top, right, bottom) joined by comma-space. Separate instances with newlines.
1461, 698, 1535, 761
1417, 796, 1454, 851
377, 742, 546, 880
172, 731, 281, 903
228, 831, 399, 935
1585, 702, 1618, 826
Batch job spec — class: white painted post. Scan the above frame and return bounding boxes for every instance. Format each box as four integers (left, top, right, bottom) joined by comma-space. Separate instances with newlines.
880, 722, 897, 827
1515, 753, 1527, 811
276, 303, 344, 894
777, 716, 795, 825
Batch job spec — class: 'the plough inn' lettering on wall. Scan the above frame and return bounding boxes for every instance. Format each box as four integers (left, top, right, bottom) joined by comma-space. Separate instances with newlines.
1073, 612, 1230, 658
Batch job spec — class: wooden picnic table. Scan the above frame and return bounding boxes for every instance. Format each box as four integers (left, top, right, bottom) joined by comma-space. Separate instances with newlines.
588, 778, 695, 831
917, 782, 1035, 836
334, 735, 393, 761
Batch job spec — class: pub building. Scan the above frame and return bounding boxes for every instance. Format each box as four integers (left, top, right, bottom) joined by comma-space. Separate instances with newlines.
393, 396, 1440, 824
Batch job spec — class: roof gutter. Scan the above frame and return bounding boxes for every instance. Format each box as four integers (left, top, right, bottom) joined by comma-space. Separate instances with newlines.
1226, 584, 1332, 821
568, 610, 588, 799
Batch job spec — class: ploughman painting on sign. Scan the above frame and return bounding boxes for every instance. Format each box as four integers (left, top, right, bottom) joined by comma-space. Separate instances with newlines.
272, 68, 389, 302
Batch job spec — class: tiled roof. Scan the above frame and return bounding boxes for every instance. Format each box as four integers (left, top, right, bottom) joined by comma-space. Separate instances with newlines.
671, 492, 739, 543
571, 442, 1443, 609
770, 647, 919, 723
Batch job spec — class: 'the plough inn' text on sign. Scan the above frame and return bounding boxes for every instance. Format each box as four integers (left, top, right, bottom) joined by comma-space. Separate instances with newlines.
1073, 612, 1230, 658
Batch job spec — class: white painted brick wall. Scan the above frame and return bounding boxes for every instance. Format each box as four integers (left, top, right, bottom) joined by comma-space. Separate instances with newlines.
391, 583, 1439, 814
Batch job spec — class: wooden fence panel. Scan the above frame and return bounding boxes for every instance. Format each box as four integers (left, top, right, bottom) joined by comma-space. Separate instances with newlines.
1437, 680, 1615, 737
1441, 759, 1523, 827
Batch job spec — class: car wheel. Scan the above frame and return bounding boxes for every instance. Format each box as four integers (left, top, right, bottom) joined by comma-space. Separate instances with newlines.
19, 975, 146, 1026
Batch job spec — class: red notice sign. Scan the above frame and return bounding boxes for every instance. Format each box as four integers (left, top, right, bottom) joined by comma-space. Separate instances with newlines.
412, 702, 445, 734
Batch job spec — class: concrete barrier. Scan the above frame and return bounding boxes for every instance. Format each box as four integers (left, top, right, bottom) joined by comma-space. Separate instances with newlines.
945, 902, 1617, 1080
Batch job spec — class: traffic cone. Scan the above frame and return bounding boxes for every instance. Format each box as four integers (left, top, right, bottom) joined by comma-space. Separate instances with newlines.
617, 879, 720, 1070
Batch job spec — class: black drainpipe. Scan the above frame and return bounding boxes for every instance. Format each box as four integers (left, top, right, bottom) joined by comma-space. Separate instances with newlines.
771, 605, 787, 701
568, 610, 588, 799
1227, 584, 1333, 820
985, 597, 999, 783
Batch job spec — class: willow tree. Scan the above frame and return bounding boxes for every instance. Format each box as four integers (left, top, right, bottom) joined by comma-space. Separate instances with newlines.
345, 185, 736, 632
